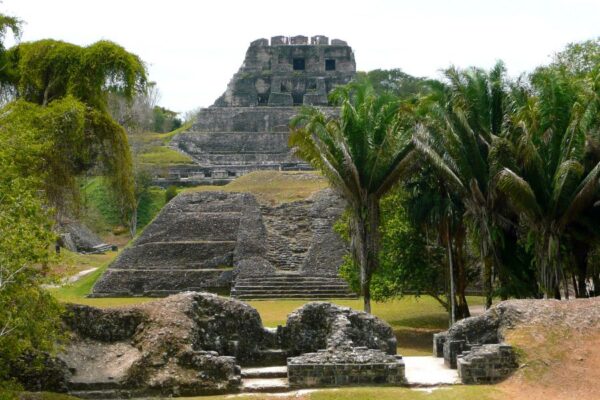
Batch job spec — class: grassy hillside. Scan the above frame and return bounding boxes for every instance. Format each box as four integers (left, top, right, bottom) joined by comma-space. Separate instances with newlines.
187, 170, 329, 205
129, 123, 194, 169
80, 177, 167, 238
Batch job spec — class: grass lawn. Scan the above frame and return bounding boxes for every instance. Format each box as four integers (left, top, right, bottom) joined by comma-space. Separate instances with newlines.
48, 252, 155, 308
186, 171, 329, 205
186, 386, 497, 400
137, 145, 194, 165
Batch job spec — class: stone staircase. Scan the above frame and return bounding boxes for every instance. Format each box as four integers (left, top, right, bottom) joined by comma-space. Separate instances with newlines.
232, 274, 357, 299
241, 366, 290, 393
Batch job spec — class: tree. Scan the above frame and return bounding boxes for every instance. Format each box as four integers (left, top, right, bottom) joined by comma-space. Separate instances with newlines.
495, 66, 600, 297
0, 130, 64, 384
413, 62, 514, 309
0, 12, 20, 105
290, 79, 416, 312
1, 38, 147, 225
362, 68, 425, 99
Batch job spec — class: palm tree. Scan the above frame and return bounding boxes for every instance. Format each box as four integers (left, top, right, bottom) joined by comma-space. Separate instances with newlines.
289, 80, 415, 313
413, 62, 513, 309
495, 66, 600, 297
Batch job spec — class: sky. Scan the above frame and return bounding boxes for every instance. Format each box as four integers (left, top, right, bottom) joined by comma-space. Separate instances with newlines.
3, 0, 599, 113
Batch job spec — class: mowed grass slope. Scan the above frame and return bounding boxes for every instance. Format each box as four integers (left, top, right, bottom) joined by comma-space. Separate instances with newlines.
187, 170, 329, 205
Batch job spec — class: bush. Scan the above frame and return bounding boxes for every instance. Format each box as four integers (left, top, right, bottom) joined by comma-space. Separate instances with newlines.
165, 186, 178, 203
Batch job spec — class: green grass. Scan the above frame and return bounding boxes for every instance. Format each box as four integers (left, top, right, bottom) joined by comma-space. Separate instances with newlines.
187, 170, 329, 205
80, 177, 167, 236
48, 253, 155, 308
137, 146, 194, 165
136, 187, 167, 228
2, 392, 81, 400
184, 386, 497, 400
81, 177, 122, 230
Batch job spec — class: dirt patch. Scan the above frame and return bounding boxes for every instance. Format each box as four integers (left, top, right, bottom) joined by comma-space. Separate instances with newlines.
495, 298, 600, 400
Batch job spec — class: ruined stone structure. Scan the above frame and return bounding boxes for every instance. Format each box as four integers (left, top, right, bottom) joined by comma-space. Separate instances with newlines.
158, 36, 356, 186
433, 302, 520, 384
92, 189, 355, 299
213, 35, 355, 108
12, 294, 405, 397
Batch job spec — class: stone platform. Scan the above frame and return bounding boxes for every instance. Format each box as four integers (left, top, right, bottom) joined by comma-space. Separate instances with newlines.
92, 189, 354, 299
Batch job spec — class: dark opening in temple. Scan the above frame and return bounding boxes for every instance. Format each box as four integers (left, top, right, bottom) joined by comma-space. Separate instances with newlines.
325, 59, 336, 71
293, 58, 305, 70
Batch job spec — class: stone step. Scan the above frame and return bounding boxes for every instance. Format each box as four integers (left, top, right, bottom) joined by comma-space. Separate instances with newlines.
234, 293, 358, 300
69, 389, 127, 399
235, 278, 348, 284
241, 378, 289, 393
236, 275, 340, 280
232, 290, 354, 296
68, 381, 121, 391
241, 366, 288, 379
246, 349, 288, 367
233, 285, 351, 290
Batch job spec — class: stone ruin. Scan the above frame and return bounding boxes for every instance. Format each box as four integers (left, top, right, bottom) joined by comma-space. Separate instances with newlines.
433, 302, 520, 384
9, 293, 404, 398
92, 188, 355, 299
57, 220, 112, 254
158, 35, 356, 186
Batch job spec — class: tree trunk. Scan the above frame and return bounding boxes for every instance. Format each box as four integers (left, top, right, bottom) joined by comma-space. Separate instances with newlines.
454, 223, 470, 320
129, 207, 137, 238
363, 196, 380, 314
573, 240, 589, 298
483, 255, 493, 309
447, 229, 455, 326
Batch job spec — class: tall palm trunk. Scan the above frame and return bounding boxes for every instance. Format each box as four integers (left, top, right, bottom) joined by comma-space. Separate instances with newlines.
447, 227, 456, 326
354, 196, 380, 314
454, 223, 470, 320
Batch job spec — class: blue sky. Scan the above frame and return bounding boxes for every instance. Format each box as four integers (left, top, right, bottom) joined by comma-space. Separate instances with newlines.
3, 0, 599, 113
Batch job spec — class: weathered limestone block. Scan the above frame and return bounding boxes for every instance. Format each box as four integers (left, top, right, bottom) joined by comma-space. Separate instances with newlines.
64, 305, 145, 342
271, 35, 288, 45
331, 39, 348, 45
311, 35, 329, 45
290, 35, 309, 45
9, 352, 72, 393
433, 331, 447, 358
268, 92, 293, 106
57, 220, 110, 254
442, 308, 501, 367
457, 344, 518, 384
287, 347, 406, 388
250, 38, 268, 47
281, 302, 396, 356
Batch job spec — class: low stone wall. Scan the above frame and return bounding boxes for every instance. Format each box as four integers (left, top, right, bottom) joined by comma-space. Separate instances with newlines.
287, 347, 405, 388
457, 344, 518, 384
433, 303, 521, 383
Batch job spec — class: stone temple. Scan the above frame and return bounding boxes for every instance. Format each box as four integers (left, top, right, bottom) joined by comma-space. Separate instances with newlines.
163, 35, 356, 185
93, 36, 357, 298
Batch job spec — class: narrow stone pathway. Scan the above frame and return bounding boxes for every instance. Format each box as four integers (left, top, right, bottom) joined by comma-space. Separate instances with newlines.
43, 267, 98, 289
403, 356, 460, 386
